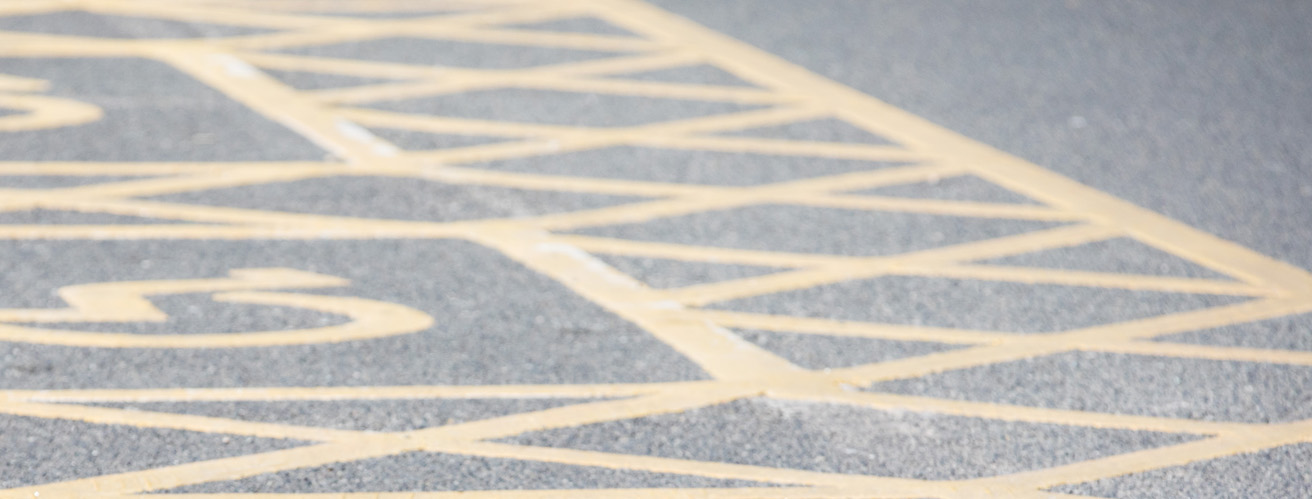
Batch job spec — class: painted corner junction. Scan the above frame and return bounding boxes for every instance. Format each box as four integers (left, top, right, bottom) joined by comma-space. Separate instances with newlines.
1, 0, 1310, 497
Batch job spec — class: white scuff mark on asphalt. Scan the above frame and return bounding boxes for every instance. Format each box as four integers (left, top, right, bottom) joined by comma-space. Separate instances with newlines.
211, 54, 259, 79
335, 118, 398, 157
535, 242, 646, 290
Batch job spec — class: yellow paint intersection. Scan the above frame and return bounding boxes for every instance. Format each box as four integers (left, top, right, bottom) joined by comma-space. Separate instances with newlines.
1, 0, 1311, 497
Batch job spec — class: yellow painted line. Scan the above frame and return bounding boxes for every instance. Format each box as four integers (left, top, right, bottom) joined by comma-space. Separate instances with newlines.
516, 75, 805, 105
239, 0, 501, 13
549, 233, 841, 267
338, 106, 599, 139
392, 3, 596, 31
34, 196, 455, 229
211, 4, 600, 51
398, 138, 621, 165
238, 50, 450, 79
224, 0, 503, 12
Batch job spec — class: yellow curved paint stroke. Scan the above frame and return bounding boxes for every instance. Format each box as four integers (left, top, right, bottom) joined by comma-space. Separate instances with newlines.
0, 268, 435, 348
0, 92, 103, 132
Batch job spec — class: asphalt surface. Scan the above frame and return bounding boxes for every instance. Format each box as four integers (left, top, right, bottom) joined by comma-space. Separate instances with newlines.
1, 1, 1310, 498
651, 0, 1312, 271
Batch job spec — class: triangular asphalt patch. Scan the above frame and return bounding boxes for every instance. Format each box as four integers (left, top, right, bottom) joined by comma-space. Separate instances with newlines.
868, 351, 1312, 423
357, 88, 761, 128
271, 37, 625, 70
0, 208, 185, 225
0, 412, 302, 489
473, 146, 904, 186
504, 398, 1197, 480
95, 397, 605, 432
607, 64, 758, 88
1053, 443, 1312, 499
147, 175, 649, 223
571, 204, 1064, 257
260, 68, 409, 91
293, 6, 489, 19
162, 451, 769, 493
503, 16, 639, 38
0, 10, 272, 39
1155, 311, 1312, 352
735, 329, 963, 369
0, 175, 156, 189
978, 237, 1233, 280
594, 254, 782, 289
715, 118, 898, 146
366, 127, 510, 151
853, 174, 1039, 205
709, 275, 1243, 333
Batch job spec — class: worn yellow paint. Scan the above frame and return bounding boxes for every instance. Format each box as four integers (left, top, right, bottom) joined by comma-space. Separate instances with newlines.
1, 0, 1310, 498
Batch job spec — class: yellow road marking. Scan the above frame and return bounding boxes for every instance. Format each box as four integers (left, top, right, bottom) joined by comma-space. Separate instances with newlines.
0, 268, 435, 347
1, 0, 1310, 497
0, 92, 103, 132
